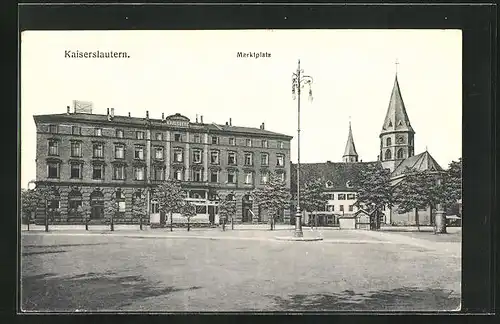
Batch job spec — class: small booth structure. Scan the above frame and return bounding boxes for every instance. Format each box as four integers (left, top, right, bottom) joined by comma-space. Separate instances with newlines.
338, 209, 372, 230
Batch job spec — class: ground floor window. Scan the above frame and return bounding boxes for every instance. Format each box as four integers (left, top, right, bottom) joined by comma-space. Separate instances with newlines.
150, 201, 159, 214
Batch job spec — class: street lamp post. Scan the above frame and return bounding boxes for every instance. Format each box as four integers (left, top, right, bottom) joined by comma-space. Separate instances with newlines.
292, 59, 313, 238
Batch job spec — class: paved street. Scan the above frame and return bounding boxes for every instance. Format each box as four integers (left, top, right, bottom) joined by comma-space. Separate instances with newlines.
21, 226, 461, 312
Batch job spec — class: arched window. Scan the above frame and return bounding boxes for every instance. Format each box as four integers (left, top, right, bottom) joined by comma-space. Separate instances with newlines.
386, 137, 392, 146
397, 148, 405, 159
90, 190, 104, 219
385, 149, 392, 160
68, 189, 82, 216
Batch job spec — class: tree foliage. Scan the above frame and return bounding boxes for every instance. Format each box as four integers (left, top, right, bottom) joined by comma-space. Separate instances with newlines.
21, 189, 40, 223
393, 168, 445, 212
181, 201, 197, 231
77, 201, 92, 222
218, 191, 237, 222
352, 164, 394, 212
132, 190, 148, 222
442, 158, 462, 210
153, 180, 186, 215
252, 172, 291, 229
300, 178, 328, 213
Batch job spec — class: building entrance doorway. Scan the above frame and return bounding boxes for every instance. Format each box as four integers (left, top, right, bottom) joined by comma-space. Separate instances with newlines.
90, 190, 104, 220
242, 194, 253, 223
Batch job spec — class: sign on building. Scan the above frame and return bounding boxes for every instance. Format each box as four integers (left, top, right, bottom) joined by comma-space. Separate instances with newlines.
73, 100, 93, 114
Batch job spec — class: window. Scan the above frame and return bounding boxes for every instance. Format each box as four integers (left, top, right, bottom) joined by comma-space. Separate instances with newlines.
134, 166, 145, 180
93, 143, 103, 158
261, 153, 269, 166
47, 162, 59, 178
193, 169, 202, 182
134, 146, 144, 160
244, 172, 253, 184
154, 166, 165, 181
338, 194, 346, 200
151, 201, 159, 214
115, 145, 125, 159
244, 153, 253, 166
194, 134, 201, 143
49, 124, 58, 134
278, 141, 284, 149
260, 172, 269, 184
211, 136, 219, 144
328, 193, 335, 200
386, 137, 392, 146
347, 194, 356, 200
95, 128, 102, 136
48, 140, 59, 156
116, 191, 126, 213
328, 205, 335, 212
113, 165, 125, 180
346, 181, 352, 188
93, 164, 104, 179
174, 169, 183, 181
210, 170, 219, 183
70, 142, 82, 157
348, 205, 354, 212
385, 149, 392, 160
155, 147, 163, 160
210, 151, 219, 164
116, 129, 124, 138
325, 181, 333, 188
72, 126, 81, 135
228, 152, 237, 165
174, 149, 183, 162
340, 205, 344, 212
397, 148, 405, 159
278, 172, 285, 182
261, 140, 268, 148
193, 150, 202, 163
276, 154, 285, 167
227, 170, 236, 183
136, 131, 144, 139
246, 139, 252, 147
70, 163, 82, 179
229, 137, 235, 145
174, 134, 182, 142
155, 133, 163, 141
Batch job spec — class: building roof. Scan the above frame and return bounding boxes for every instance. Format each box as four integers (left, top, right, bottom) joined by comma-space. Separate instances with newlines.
290, 161, 382, 192
390, 150, 444, 178
33, 112, 293, 139
381, 75, 415, 135
343, 121, 358, 158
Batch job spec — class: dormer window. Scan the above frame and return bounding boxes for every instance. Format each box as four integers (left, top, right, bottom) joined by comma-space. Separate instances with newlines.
388, 120, 393, 127
325, 181, 333, 188
398, 120, 403, 126
346, 181, 352, 188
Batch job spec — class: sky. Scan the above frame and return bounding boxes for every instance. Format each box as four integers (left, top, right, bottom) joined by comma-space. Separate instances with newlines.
20, 29, 462, 188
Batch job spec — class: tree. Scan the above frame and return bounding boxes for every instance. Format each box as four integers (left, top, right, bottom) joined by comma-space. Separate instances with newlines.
104, 195, 119, 231
77, 201, 92, 231
132, 190, 148, 230
21, 189, 40, 231
37, 186, 58, 232
443, 158, 462, 212
352, 164, 394, 230
181, 201, 197, 231
393, 167, 446, 232
218, 192, 236, 231
252, 173, 291, 230
153, 179, 186, 231
301, 179, 328, 228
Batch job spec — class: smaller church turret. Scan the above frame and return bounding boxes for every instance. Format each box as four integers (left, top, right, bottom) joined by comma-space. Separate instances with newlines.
342, 121, 359, 163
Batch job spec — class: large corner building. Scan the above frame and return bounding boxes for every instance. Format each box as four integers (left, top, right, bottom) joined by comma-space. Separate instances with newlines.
33, 107, 292, 225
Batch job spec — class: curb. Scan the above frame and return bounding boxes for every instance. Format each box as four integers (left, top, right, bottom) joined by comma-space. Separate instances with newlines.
274, 236, 324, 242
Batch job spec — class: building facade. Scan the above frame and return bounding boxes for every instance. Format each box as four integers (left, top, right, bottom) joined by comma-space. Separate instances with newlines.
33, 107, 292, 225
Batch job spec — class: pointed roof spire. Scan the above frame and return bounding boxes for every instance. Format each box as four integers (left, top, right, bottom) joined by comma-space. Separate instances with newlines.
381, 71, 415, 134
343, 120, 358, 162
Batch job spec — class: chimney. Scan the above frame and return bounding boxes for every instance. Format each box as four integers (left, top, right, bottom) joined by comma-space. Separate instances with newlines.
146, 111, 149, 119
66, 106, 70, 115
196, 114, 198, 123
377, 155, 380, 160
162, 112, 165, 120
200, 115, 204, 123
110, 108, 115, 118
225, 122, 229, 126
229, 118, 232, 126
107, 108, 110, 116
261, 122, 265, 130
128, 112, 131, 117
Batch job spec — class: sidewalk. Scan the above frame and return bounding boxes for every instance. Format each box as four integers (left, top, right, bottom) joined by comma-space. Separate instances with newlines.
357, 230, 461, 257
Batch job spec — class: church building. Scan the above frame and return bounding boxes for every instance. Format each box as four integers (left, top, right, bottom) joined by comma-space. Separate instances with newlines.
291, 70, 444, 226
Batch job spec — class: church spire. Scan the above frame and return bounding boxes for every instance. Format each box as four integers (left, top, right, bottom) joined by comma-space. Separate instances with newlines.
380, 73, 414, 134
343, 120, 358, 163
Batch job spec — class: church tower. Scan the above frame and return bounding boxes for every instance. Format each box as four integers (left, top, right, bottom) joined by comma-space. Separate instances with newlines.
379, 71, 415, 172
343, 121, 359, 163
